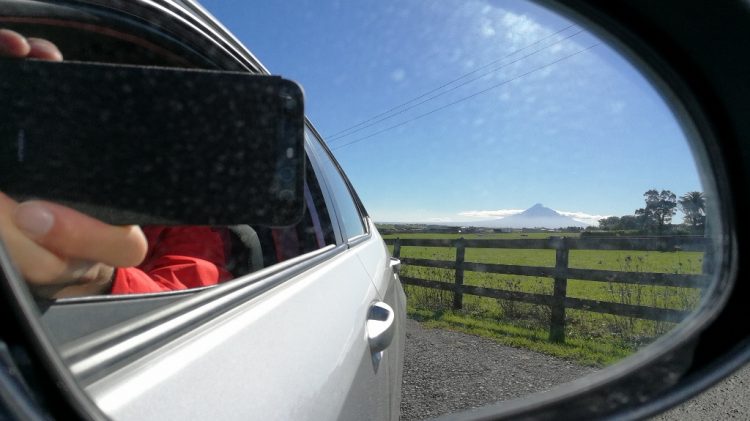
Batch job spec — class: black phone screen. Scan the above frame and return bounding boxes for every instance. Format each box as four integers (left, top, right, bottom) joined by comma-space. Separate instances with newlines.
0, 59, 305, 226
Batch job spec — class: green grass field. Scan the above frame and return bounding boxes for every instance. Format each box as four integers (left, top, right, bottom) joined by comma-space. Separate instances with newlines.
383, 231, 580, 240
383, 232, 705, 367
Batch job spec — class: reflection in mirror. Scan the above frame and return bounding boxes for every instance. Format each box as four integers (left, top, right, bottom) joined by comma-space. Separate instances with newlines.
201, 0, 724, 418
0, 0, 727, 420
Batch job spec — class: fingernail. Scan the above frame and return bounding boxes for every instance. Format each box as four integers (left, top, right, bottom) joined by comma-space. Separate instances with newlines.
27, 38, 63, 61
0, 29, 31, 57
14, 202, 55, 238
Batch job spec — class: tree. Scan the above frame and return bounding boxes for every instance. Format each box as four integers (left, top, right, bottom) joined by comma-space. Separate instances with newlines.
635, 189, 677, 234
598, 216, 621, 230
679, 191, 706, 232
598, 214, 646, 232
619, 215, 641, 230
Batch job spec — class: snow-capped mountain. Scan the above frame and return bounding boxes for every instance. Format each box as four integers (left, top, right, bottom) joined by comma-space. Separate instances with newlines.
484, 204, 588, 229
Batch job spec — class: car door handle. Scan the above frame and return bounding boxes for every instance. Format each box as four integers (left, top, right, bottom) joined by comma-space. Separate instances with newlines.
389, 257, 401, 274
367, 301, 395, 354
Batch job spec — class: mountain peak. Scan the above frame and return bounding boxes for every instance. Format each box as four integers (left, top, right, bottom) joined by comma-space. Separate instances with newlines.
520, 203, 560, 217
482, 203, 587, 229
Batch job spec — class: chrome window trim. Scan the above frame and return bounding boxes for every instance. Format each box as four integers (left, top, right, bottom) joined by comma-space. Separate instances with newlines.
304, 130, 345, 246
72, 0, 263, 73
56, 243, 342, 386
307, 122, 372, 232
1, 0, 219, 68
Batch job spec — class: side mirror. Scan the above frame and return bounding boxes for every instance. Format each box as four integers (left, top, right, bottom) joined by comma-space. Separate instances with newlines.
0, 59, 306, 226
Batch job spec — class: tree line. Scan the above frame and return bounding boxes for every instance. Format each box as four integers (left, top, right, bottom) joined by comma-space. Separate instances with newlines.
597, 190, 706, 235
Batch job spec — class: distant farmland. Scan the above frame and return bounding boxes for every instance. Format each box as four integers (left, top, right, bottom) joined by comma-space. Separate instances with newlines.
383, 231, 707, 367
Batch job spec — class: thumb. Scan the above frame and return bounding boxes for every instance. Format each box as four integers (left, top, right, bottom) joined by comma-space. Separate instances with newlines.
13, 200, 148, 268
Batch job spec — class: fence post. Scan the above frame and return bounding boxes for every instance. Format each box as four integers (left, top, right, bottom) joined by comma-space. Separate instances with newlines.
549, 237, 569, 343
700, 234, 713, 296
393, 237, 401, 259
453, 238, 466, 310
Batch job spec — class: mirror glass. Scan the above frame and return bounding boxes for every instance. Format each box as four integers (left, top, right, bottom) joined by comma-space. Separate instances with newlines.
200, 0, 723, 418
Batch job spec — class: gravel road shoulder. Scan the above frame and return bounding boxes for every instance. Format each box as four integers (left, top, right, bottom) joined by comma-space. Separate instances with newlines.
400, 318, 597, 420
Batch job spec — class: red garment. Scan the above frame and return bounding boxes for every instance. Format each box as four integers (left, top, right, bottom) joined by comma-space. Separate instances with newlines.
110, 226, 233, 294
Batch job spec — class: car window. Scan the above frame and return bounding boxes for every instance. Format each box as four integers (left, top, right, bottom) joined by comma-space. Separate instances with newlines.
252, 155, 337, 266
307, 129, 368, 241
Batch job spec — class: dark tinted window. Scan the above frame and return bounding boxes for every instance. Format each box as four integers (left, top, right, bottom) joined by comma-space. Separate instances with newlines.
253, 155, 336, 266
308, 131, 366, 240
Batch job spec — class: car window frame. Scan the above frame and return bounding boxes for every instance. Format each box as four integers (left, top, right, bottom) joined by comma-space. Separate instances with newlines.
304, 124, 372, 246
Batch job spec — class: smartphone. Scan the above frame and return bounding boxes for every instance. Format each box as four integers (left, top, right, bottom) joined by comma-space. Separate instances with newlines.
0, 59, 305, 226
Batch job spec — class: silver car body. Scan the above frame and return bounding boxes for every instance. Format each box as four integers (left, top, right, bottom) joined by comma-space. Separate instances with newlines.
88, 220, 405, 421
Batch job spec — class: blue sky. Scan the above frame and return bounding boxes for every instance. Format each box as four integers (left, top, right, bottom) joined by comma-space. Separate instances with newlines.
200, 0, 703, 225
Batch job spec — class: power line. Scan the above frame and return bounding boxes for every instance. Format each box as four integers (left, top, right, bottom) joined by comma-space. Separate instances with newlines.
325, 24, 578, 141
326, 24, 577, 141
331, 43, 599, 151
327, 28, 584, 143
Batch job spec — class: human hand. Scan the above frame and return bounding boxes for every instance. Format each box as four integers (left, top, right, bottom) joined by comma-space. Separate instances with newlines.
0, 29, 147, 297
0, 193, 148, 298
0, 28, 62, 61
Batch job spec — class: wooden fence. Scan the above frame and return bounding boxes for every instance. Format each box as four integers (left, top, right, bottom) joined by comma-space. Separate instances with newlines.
385, 236, 712, 343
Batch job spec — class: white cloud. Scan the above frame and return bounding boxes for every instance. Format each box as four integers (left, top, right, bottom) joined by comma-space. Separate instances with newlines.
462, 59, 476, 70
428, 217, 453, 223
556, 210, 611, 225
390, 68, 406, 82
458, 209, 524, 218
500, 12, 542, 49
457, 208, 611, 225
480, 21, 496, 37
609, 100, 626, 114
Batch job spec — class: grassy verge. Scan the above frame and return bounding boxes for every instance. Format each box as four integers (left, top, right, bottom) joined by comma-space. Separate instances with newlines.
383, 232, 581, 240
408, 307, 633, 367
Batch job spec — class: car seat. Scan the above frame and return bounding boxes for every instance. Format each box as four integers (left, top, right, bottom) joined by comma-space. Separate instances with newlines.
224, 225, 264, 276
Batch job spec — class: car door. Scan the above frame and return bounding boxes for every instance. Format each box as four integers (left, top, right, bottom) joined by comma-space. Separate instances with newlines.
306, 126, 407, 420
67, 133, 392, 420
353, 219, 407, 421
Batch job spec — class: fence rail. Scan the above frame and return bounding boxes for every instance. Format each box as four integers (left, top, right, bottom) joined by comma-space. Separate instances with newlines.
386, 236, 710, 343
